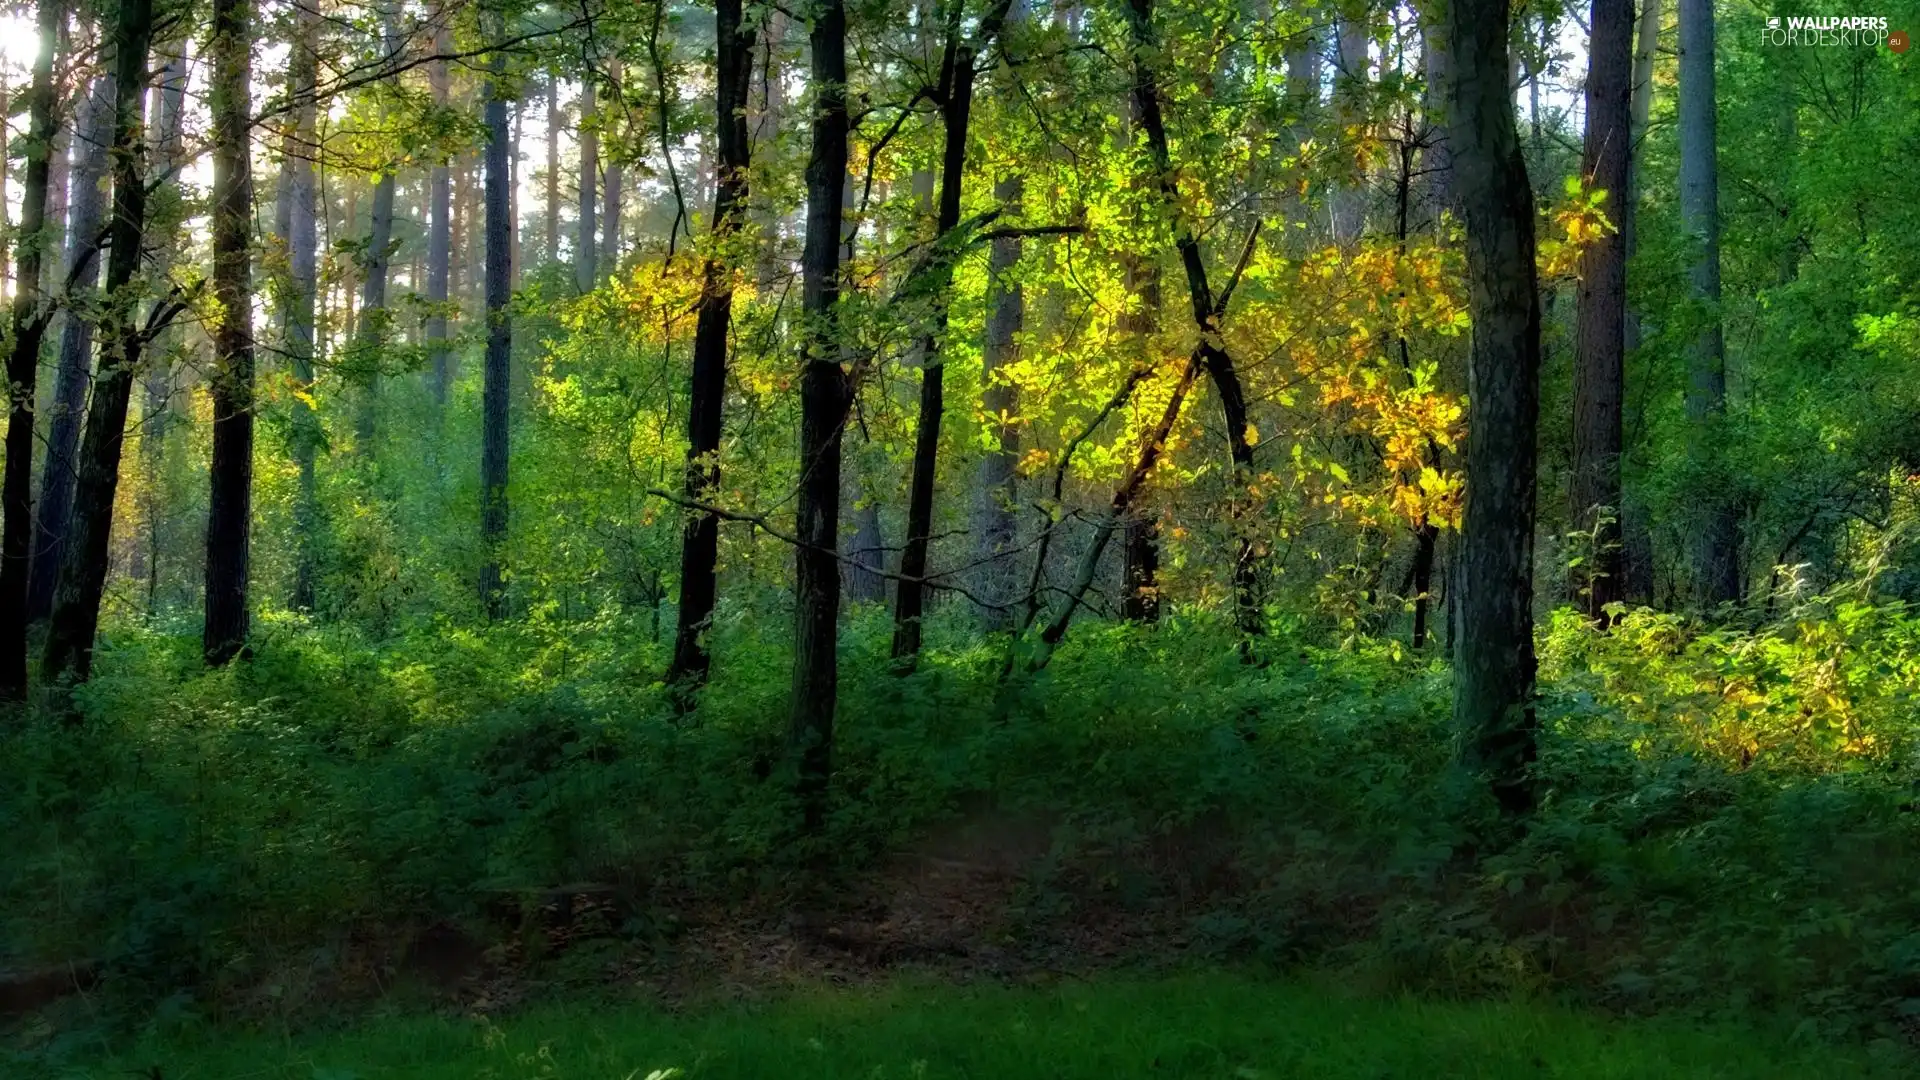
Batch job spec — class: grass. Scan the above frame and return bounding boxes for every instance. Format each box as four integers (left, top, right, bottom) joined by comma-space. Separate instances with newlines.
56, 973, 1912, 1079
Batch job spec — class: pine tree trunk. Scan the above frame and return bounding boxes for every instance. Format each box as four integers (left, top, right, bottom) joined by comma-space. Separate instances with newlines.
27, 71, 115, 624
790, 0, 851, 832
1445, 0, 1542, 816
1422, 2, 1453, 219
544, 75, 559, 265
667, 0, 756, 694
204, 0, 256, 666
353, 7, 401, 454
428, 19, 453, 408
575, 81, 597, 291
0, 0, 62, 702
138, 45, 188, 613
1570, 0, 1632, 622
42, 0, 159, 689
478, 19, 513, 619
287, 3, 321, 611
602, 59, 623, 274
1677, 0, 1736, 605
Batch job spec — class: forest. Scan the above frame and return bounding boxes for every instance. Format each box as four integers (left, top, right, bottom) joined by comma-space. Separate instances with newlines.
1, 0, 1918, 1071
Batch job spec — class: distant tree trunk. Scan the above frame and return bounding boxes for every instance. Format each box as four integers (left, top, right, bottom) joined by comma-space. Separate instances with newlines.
27, 71, 115, 624
42, 0, 159, 688
1333, 7, 1371, 242
752, 10, 789, 291
1116, 88, 1164, 625
790, 0, 851, 832
509, 100, 522, 287
1125, 0, 1262, 646
544, 74, 559, 265
1121, 512, 1161, 622
667, 0, 756, 694
204, 0, 255, 666
972, 170, 1023, 630
0, 0, 61, 702
287, 4, 320, 611
1569, 0, 1631, 623
1445, 0, 1542, 816
1422, 1, 1453, 218
575, 81, 597, 291
602, 59, 624, 274
353, 6, 401, 454
427, 20, 452, 409
478, 17, 512, 619
1677, 0, 1736, 605
139, 44, 188, 614
893, 0, 1017, 662
1618, 0, 1659, 605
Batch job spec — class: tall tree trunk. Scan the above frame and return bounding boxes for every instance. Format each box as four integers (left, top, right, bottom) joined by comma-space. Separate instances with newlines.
1421, 0, 1453, 219
893, 0, 1017, 662
602, 58, 624, 274
287, 3, 320, 611
42, 0, 159, 688
972, 170, 1024, 630
752, 11, 789, 292
1445, 0, 1542, 816
790, 0, 851, 832
667, 0, 756, 694
1677, 0, 1735, 605
204, 0, 255, 665
27, 71, 115, 624
1569, 0, 1631, 622
544, 74, 559, 265
1618, 0, 1659, 604
0, 0, 61, 702
139, 44, 188, 614
575, 81, 597, 291
478, 17, 512, 619
1333, 6, 1371, 243
353, 5, 401, 454
1125, 0, 1262, 646
427, 19, 453, 408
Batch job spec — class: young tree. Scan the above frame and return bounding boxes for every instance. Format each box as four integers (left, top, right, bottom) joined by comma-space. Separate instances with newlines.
42, 0, 163, 688
667, 0, 757, 694
0, 0, 63, 702
1570, 0, 1632, 621
478, 11, 513, 619
203, 0, 256, 666
1445, 0, 1542, 815
1677, 0, 1736, 604
790, 0, 852, 831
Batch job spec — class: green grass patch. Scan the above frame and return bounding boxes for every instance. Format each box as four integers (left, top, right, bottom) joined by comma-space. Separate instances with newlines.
52, 973, 1911, 1079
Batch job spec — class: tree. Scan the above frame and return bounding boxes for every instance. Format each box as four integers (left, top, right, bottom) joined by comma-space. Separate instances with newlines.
1570, 0, 1632, 621
972, 165, 1025, 630
0, 0, 63, 702
353, 2, 403, 453
576, 80, 598, 291
286, 1, 321, 610
203, 0, 256, 666
478, 10, 513, 619
1446, 0, 1542, 815
790, 0, 852, 831
27, 70, 116, 624
43, 0, 164, 688
892, 0, 1017, 662
427, 15, 454, 408
667, 0, 757, 695
1677, 0, 1736, 605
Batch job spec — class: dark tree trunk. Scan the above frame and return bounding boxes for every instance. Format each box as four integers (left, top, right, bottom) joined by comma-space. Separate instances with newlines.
971, 171, 1023, 630
204, 0, 256, 666
1125, 0, 1261, 645
1445, 0, 1542, 816
575, 81, 597, 291
1677, 0, 1736, 605
790, 0, 851, 832
427, 20, 453, 408
893, 0, 1016, 661
1121, 511, 1161, 622
479, 21, 512, 619
28, 71, 115, 624
1570, 0, 1631, 622
667, 0, 756, 695
0, 0, 61, 702
1411, 518, 1438, 648
42, 0, 159, 688
287, 3, 320, 611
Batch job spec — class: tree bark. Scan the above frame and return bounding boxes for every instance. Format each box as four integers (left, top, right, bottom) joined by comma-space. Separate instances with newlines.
1422, 0, 1453, 220
427, 19, 453, 408
602, 58, 624, 275
0, 0, 62, 702
204, 0, 255, 666
479, 15, 513, 619
544, 74, 559, 266
353, 4, 401, 453
287, 3, 321, 612
1677, 0, 1736, 605
42, 0, 159, 689
892, 0, 1016, 662
667, 0, 757, 695
575, 81, 597, 291
27, 70, 115, 624
972, 170, 1024, 630
790, 0, 851, 832
1617, 0, 1659, 605
1570, 0, 1631, 622
1445, 0, 1542, 816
